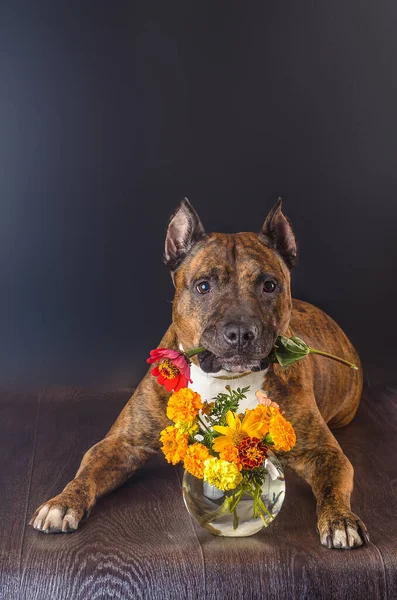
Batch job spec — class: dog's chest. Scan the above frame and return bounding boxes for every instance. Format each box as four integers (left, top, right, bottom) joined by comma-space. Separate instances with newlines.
188, 363, 267, 412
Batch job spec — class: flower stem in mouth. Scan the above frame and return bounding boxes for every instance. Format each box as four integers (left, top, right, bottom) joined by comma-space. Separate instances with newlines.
185, 346, 207, 358
182, 340, 358, 371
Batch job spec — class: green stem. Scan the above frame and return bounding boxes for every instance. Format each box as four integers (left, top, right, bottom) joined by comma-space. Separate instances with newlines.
199, 487, 244, 528
199, 498, 232, 527
228, 489, 244, 512
308, 347, 358, 370
185, 346, 206, 358
233, 508, 239, 530
259, 512, 270, 526
257, 495, 274, 519
252, 486, 260, 518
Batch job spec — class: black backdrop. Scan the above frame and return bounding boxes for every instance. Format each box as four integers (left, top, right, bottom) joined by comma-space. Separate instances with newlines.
1, 1, 396, 389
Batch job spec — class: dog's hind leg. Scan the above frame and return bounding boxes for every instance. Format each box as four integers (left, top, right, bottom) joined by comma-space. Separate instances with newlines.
327, 368, 363, 429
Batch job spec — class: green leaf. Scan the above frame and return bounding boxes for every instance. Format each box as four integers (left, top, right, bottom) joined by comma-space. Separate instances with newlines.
209, 386, 250, 425
271, 335, 310, 367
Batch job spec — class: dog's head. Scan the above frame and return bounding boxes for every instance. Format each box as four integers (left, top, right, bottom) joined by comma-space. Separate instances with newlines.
164, 199, 297, 374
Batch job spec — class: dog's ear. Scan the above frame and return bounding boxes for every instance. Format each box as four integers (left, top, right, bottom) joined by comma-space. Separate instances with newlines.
259, 199, 297, 269
164, 198, 205, 271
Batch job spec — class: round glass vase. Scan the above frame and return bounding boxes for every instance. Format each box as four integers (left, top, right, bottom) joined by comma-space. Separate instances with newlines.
182, 449, 285, 537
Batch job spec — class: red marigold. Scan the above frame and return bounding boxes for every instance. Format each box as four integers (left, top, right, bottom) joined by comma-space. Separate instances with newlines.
237, 436, 268, 470
147, 348, 192, 392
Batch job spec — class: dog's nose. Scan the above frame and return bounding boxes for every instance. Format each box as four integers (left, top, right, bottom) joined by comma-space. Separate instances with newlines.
223, 321, 258, 348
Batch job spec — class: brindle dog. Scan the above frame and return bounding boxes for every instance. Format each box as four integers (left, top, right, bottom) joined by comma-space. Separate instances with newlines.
30, 199, 369, 549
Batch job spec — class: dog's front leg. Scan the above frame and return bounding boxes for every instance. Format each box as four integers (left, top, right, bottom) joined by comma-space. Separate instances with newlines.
30, 373, 170, 533
284, 405, 369, 549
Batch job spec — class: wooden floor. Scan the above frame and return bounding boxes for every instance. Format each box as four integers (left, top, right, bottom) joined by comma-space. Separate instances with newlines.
1, 381, 396, 599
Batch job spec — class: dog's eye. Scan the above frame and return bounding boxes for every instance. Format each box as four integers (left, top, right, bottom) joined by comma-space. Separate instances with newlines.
196, 281, 211, 295
263, 280, 276, 293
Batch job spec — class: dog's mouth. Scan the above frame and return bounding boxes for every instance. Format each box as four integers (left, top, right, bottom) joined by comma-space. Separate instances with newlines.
198, 350, 270, 374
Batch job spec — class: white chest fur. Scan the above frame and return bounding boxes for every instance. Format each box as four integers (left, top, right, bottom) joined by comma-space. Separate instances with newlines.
188, 362, 268, 412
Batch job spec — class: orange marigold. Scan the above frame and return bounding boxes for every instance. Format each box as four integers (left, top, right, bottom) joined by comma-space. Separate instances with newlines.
219, 444, 242, 471
268, 413, 296, 452
159, 426, 188, 465
244, 404, 280, 437
237, 436, 268, 469
183, 443, 210, 479
166, 388, 203, 424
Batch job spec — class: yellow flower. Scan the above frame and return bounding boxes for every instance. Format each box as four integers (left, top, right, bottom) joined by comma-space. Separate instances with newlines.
243, 404, 280, 437
166, 388, 203, 424
219, 444, 242, 471
268, 413, 296, 452
159, 426, 188, 465
203, 457, 243, 491
183, 443, 210, 479
212, 410, 263, 452
174, 419, 199, 435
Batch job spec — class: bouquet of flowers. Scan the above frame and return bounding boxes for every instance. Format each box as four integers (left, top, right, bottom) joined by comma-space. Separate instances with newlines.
147, 347, 297, 531
147, 341, 356, 533
161, 384, 295, 528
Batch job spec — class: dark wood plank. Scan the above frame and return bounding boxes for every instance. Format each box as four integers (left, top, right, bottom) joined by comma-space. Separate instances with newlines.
0, 391, 39, 600
1, 383, 395, 599
334, 384, 397, 599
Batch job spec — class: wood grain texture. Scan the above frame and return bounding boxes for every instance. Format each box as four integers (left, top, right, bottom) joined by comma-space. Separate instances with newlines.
1, 384, 396, 599
0, 390, 39, 600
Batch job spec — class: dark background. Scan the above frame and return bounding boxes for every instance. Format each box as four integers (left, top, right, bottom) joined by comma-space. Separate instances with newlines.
1, 1, 396, 390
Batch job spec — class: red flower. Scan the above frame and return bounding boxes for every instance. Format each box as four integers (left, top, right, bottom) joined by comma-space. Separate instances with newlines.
237, 437, 268, 470
147, 348, 192, 392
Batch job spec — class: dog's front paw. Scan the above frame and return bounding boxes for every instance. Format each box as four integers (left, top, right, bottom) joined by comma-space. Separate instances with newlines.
317, 509, 370, 549
29, 481, 92, 534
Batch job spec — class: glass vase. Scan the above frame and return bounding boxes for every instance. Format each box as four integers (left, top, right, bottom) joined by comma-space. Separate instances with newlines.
182, 449, 285, 537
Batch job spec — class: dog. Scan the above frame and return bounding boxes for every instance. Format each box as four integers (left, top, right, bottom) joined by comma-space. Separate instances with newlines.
30, 198, 368, 549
